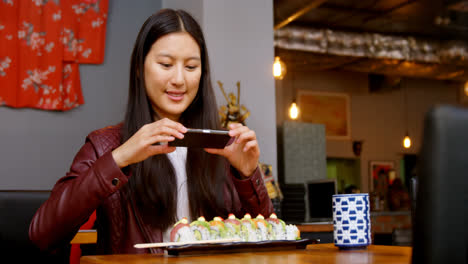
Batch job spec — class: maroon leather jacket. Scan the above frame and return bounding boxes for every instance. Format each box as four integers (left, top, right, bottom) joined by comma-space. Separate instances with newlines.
29, 125, 274, 254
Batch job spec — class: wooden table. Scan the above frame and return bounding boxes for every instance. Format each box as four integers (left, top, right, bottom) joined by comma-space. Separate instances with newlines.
80, 243, 411, 264
71, 230, 97, 244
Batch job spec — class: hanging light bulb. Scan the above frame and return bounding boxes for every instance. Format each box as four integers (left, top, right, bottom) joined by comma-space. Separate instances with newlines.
289, 102, 299, 120
273, 56, 286, 80
402, 81, 411, 149
403, 133, 411, 149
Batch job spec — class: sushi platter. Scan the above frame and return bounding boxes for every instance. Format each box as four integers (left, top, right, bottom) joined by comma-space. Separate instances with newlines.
134, 213, 320, 256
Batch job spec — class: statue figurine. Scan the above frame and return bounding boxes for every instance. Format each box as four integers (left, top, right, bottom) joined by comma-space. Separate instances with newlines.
217, 81, 250, 128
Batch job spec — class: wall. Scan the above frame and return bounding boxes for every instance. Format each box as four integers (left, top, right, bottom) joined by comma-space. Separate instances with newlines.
276, 69, 461, 192
0, 0, 162, 190
164, 0, 278, 180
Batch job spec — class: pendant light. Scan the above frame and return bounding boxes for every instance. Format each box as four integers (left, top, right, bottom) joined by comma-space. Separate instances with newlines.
289, 71, 299, 120
289, 102, 299, 119
402, 80, 411, 149
273, 56, 287, 80
403, 134, 411, 149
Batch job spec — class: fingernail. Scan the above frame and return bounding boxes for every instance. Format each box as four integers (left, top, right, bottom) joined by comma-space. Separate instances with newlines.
178, 133, 184, 138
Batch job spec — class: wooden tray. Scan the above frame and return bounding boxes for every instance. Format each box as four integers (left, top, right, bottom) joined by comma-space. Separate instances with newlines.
163, 239, 320, 256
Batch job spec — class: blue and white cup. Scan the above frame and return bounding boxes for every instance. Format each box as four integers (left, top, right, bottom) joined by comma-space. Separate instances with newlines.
332, 193, 371, 249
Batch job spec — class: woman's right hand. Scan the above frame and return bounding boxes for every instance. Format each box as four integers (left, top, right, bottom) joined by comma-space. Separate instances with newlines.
111, 118, 187, 168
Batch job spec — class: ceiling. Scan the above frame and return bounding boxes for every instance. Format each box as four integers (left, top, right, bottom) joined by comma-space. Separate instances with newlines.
273, 0, 468, 81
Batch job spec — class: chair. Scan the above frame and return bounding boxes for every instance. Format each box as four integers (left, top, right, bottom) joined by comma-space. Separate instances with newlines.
0, 190, 70, 263
413, 105, 468, 264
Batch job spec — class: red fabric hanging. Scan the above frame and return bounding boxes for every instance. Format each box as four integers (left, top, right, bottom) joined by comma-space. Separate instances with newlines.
0, 0, 108, 110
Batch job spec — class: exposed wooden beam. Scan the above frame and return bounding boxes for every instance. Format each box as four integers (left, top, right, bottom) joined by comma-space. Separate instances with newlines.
274, 0, 329, 30
362, 0, 419, 23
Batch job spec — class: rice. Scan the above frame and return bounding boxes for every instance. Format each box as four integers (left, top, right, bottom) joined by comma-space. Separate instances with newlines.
209, 217, 228, 240
224, 222, 241, 240
254, 215, 272, 240
285, 224, 300, 240
270, 222, 286, 240
174, 225, 195, 242
190, 224, 211, 241
240, 214, 259, 242
241, 221, 259, 242
256, 222, 270, 240
190, 217, 212, 241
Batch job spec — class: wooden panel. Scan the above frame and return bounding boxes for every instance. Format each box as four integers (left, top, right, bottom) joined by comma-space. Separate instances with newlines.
297, 223, 333, 233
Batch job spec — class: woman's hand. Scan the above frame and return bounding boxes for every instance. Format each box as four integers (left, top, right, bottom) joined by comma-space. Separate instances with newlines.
205, 123, 260, 178
112, 118, 187, 168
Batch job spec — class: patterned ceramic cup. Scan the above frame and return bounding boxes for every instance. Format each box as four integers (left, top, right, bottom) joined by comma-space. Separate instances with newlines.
332, 193, 371, 249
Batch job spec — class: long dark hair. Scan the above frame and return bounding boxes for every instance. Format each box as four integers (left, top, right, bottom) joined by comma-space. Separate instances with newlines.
121, 9, 231, 231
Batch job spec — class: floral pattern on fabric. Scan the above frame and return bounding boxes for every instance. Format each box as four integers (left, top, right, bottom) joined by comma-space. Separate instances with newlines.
0, 0, 108, 111
22, 66, 56, 92
0, 56, 11, 76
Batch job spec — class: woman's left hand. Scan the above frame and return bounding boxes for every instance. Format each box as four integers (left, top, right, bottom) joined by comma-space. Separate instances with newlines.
204, 123, 260, 178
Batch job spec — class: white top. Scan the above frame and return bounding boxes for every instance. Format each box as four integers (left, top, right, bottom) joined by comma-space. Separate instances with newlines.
162, 147, 190, 242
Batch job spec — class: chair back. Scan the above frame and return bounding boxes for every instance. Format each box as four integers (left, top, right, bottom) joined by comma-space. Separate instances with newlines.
413, 106, 468, 264
0, 190, 69, 263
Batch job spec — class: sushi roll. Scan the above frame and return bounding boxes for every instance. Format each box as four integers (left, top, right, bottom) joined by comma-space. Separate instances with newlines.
190, 216, 211, 241
240, 213, 259, 242
254, 214, 273, 241
266, 213, 286, 240
209, 216, 228, 239
170, 217, 195, 242
223, 214, 242, 239
285, 224, 301, 240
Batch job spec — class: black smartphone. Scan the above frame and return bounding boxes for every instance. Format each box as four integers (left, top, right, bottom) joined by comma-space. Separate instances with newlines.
168, 128, 231, 148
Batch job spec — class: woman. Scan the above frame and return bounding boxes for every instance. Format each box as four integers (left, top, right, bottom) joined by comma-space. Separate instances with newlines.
29, 9, 273, 254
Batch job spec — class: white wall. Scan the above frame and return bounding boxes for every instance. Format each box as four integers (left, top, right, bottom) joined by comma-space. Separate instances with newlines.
277, 69, 462, 192
164, 0, 278, 180
0, 0, 162, 190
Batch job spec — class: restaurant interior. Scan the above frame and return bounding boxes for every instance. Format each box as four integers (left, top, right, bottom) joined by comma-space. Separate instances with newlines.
0, 0, 467, 263
274, 0, 468, 245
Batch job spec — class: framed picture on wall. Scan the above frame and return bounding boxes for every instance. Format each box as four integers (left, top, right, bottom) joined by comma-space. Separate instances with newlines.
297, 90, 351, 140
258, 162, 282, 200
369, 160, 395, 192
